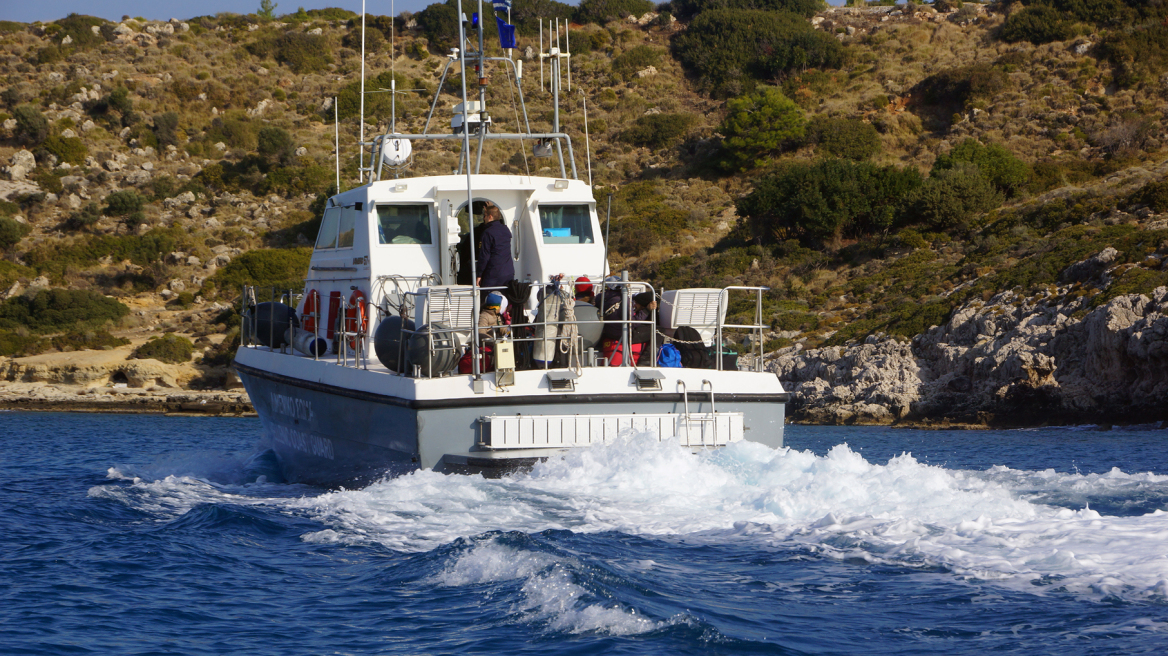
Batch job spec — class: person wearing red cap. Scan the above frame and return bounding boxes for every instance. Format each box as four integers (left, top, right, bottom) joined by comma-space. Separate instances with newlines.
573, 276, 602, 353
574, 276, 594, 304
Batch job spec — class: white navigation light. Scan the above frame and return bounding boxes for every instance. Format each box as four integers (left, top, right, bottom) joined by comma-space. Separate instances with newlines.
382, 136, 412, 166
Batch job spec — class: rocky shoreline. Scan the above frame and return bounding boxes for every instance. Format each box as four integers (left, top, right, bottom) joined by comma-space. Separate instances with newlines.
0, 381, 253, 415
770, 252, 1168, 427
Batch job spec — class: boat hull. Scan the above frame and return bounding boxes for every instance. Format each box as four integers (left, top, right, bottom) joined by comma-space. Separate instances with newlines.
235, 348, 787, 487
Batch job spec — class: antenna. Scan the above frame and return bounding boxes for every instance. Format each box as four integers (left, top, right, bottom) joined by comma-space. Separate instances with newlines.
334, 96, 340, 193
539, 20, 544, 93
565, 21, 570, 92
359, 0, 367, 184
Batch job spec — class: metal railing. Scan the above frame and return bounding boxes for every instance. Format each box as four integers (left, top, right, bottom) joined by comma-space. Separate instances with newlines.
239, 281, 771, 378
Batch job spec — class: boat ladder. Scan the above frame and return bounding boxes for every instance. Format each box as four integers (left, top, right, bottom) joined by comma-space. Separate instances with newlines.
678, 379, 718, 447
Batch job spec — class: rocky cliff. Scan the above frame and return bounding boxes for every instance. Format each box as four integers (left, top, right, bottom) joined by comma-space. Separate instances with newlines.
771, 250, 1168, 426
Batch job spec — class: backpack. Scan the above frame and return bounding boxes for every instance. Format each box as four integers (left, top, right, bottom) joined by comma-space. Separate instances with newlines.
672, 326, 713, 369
658, 343, 682, 368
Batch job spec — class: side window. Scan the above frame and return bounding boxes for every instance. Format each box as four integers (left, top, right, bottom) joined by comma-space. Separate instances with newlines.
376, 205, 433, 245
315, 207, 340, 250
337, 207, 356, 249
538, 205, 594, 244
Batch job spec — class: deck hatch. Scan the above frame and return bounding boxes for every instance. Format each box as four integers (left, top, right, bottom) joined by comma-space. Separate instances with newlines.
632, 370, 664, 391
545, 371, 578, 392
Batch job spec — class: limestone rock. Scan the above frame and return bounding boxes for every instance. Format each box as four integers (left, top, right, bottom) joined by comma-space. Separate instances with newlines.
4, 150, 36, 181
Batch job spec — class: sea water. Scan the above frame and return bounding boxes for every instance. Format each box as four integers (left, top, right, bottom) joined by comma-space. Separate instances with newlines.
2, 413, 1168, 655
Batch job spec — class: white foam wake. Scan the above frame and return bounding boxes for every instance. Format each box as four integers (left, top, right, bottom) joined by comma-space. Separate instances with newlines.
294, 434, 1168, 601
96, 432, 1168, 604
436, 541, 670, 636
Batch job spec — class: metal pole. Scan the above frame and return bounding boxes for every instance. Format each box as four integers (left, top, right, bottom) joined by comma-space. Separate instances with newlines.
334, 97, 339, 193
620, 270, 629, 368
581, 90, 591, 186
602, 193, 612, 278
359, 0, 366, 184
457, 0, 481, 378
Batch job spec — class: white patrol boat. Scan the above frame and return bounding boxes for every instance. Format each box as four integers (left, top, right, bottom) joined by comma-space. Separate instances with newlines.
232, 0, 788, 486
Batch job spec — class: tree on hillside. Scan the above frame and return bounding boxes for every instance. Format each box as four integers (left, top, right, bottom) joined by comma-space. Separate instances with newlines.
672, 9, 845, 97
737, 159, 923, 246
718, 87, 805, 171
932, 139, 1030, 197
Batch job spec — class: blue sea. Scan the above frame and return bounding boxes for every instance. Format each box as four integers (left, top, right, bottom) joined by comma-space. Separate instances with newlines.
3, 413, 1168, 655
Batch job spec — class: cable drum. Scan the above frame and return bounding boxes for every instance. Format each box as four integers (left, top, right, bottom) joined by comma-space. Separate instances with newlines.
252, 302, 299, 348
407, 322, 458, 377
374, 314, 416, 372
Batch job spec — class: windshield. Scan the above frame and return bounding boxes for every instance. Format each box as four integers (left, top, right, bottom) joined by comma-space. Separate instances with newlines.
315, 207, 340, 250
538, 205, 594, 244
377, 205, 433, 245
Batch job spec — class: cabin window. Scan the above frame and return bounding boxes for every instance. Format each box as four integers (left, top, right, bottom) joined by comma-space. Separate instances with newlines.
377, 205, 433, 245
538, 205, 594, 244
336, 207, 357, 249
315, 207, 341, 250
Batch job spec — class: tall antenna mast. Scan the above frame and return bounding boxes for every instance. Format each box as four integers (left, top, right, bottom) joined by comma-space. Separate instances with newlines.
334, 96, 340, 192
359, 0, 367, 184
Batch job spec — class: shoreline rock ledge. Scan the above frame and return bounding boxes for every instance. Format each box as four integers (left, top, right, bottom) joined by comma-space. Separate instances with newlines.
770, 283, 1168, 427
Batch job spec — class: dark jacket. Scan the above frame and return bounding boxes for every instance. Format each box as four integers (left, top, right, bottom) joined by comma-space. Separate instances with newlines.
475, 219, 515, 288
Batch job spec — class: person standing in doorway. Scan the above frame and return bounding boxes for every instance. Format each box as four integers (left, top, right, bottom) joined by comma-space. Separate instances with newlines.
476, 202, 514, 292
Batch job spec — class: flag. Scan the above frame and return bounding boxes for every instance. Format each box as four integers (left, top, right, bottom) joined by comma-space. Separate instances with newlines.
496, 16, 516, 49
493, 0, 512, 11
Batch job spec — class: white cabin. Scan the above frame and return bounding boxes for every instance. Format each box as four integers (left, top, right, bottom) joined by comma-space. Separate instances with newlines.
298, 174, 606, 339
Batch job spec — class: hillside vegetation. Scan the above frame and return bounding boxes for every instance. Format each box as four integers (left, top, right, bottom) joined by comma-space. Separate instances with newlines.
1, 1, 1168, 365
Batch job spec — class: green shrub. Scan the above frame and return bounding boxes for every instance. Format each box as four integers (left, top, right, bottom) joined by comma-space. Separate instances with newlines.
153, 112, 180, 147
62, 202, 103, 231
806, 116, 880, 161
738, 159, 923, 245
672, 0, 822, 19
609, 181, 691, 256
911, 64, 1008, 117
575, 0, 655, 24
208, 247, 312, 295
103, 190, 146, 217
132, 333, 194, 364
204, 111, 260, 150
909, 163, 1003, 231
621, 113, 696, 149
0, 289, 130, 333
257, 125, 295, 165
414, 2, 459, 51
1130, 180, 1168, 213
42, 135, 87, 165
932, 139, 1030, 197
0, 216, 31, 250
53, 13, 108, 49
611, 45, 662, 81
13, 105, 49, 145
247, 31, 332, 73
672, 9, 846, 97
201, 328, 241, 366
335, 71, 408, 121
50, 330, 130, 352
999, 6, 1078, 45
718, 87, 805, 171
0, 21, 24, 35
23, 227, 188, 279
1098, 24, 1168, 88
0, 331, 45, 357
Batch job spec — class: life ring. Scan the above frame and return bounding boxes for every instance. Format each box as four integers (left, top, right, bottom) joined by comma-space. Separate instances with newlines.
301, 289, 319, 333
345, 289, 369, 349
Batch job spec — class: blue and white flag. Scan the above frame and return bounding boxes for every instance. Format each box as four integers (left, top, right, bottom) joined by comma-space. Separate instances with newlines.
493, 0, 512, 11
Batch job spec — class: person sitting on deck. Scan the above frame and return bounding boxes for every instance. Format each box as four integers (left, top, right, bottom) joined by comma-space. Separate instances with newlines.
572, 276, 602, 352
478, 292, 510, 341
597, 283, 656, 366
475, 202, 514, 293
